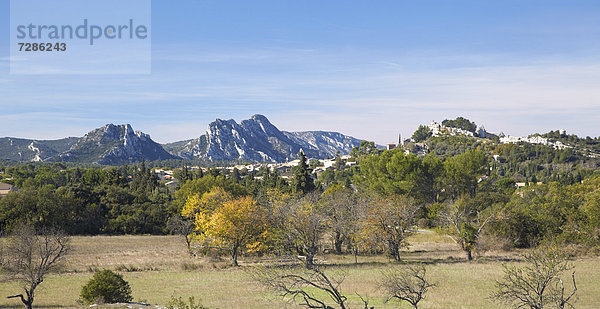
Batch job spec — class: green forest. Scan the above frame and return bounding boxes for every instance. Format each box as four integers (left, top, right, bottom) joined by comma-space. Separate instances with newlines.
1, 123, 600, 263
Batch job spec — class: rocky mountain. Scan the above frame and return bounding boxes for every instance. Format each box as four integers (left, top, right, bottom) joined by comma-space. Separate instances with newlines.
0, 137, 79, 162
284, 131, 362, 157
165, 114, 364, 162
0, 115, 365, 164
56, 124, 178, 165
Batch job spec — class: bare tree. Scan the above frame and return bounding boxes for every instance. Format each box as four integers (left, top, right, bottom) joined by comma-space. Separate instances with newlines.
362, 194, 418, 261
382, 264, 435, 309
284, 193, 328, 268
320, 187, 355, 255
319, 186, 367, 265
167, 215, 196, 255
442, 196, 495, 261
0, 225, 5, 267
346, 192, 365, 264
3, 225, 70, 309
492, 246, 577, 309
253, 265, 371, 309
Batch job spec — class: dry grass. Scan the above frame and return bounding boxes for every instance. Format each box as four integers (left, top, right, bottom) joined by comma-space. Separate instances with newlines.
67, 235, 197, 273
1, 232, 599, 308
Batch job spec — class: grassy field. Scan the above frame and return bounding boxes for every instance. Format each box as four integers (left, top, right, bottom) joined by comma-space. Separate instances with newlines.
1, 233, 599, 309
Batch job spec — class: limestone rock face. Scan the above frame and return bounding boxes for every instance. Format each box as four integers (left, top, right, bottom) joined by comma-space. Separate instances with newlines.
166, 114, 364, 162
57, 124, 178, 165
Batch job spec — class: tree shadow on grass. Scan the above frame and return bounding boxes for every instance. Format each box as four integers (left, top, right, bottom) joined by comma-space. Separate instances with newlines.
318, 254, 525, 269
0, 305, 70, 309
243, 252, 525, 270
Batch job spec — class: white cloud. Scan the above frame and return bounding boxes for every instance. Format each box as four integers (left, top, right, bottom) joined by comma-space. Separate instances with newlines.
267, 63, 600, 143
1, 47, 599, 144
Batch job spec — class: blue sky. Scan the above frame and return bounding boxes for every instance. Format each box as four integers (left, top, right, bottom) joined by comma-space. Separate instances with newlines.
1, 0, 600, 144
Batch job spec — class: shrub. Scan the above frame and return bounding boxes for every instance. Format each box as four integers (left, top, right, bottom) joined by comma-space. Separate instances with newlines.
80, 270, 133, 304
166, 296, 209, 309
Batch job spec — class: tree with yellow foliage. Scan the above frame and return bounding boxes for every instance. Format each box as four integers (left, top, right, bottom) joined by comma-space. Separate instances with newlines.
181, 187, 232, 219
195, 196, 268, 266
179, 187, 233, 254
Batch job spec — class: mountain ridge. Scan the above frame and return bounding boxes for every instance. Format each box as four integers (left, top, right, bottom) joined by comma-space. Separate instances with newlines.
0, 115, 365, 165
56, 124, 179, 165
164, 114, 364, 162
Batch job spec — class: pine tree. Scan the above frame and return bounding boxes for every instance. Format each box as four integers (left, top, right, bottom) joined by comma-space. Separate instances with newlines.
175, 164, 192, 183
293, 151, 315, 194
334, 155, 344, 171
231, 168, 241, 183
